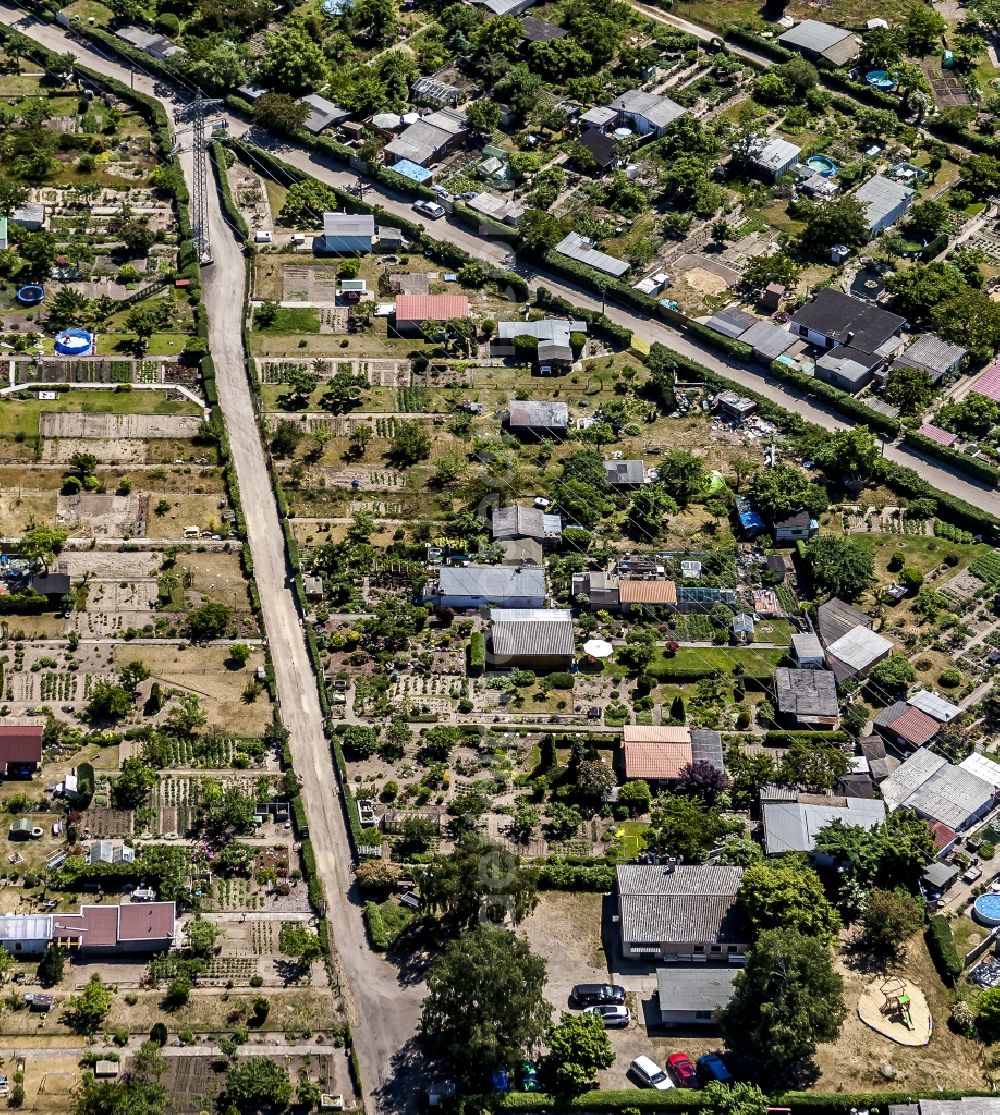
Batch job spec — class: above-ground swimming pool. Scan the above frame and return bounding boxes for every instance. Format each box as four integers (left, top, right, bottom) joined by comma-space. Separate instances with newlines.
806, 154, 838, 177
974, 894, 1000, 926
54, 328, 94, 357
866, 69, 898, 90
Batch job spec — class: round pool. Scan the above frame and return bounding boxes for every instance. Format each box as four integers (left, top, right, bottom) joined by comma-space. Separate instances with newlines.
806, 154, 838, 177
973, 894, 1000, 926
15, 284, 44, 306
866, 69, 897, 90
54, 327, 94, 357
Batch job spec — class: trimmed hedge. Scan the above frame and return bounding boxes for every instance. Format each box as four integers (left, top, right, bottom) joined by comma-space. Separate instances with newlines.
210, 140, 249, 242
536, 863, 615, 890
364, 901, 389, 951
469, 632, 486, 674
686, 319, 753, 361
766, 359, 899, 437
763, 730, 850, 744
926, 914, 962, 985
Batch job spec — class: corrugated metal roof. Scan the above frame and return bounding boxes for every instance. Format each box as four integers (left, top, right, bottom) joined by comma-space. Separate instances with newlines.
395, 294, 470, 322
507, 400, 569, 428
881, 748, 947, 811
437, 564, 545, 601
907, 765, 993, 830
763, 798, 885, 854
853, 174, 915, 229
908, 690, 961, 723
960, 752, 1000, 788
554, 232, 629, 277
618, 579, 677, 604
826, 627, 893, 672
616, 865, 747, 946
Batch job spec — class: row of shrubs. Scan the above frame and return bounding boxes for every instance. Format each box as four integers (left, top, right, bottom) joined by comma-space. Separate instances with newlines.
934, 519, 975, 544
903, 429, 1000, 487
364, 901, 389, 951
210, 140, 250, 241
926, 914, 963, 985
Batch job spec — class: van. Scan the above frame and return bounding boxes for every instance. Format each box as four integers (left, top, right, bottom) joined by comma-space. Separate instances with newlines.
630, 1057, 674, 1090
184, 526, 199, 538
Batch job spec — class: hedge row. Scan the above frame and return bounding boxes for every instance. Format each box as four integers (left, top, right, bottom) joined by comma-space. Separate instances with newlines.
685, 319, 753, 362
298, 838, 325, 913
209, 140, 249, 242
469, 632, 486, 674
903, 429, 1000, 487
926, 914, 963, 985
364, 901, 389, 951
724, 26, 794, 61
765, 359, 900, 437
762, 730, 850, 744
536, 863, 615, 890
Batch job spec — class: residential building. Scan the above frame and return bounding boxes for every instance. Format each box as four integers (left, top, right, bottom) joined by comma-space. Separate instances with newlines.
618, 578, 678, 612
789, 289, 904, 355
705, 307, 757, 340
875, 701, 941, 749
881, 748, 995, 832
615, 864, 749, 962
488, 608, 575, 668
383, 117, 457, 166
825, 625, 893, 683
428, 565, 545, 610
908, 690, 962, 724
853, 174, 915, 235
506, 400, 569, 436
890, 335, 967, 385
959, 751, 1000, 790
773, 509, 819, 542
473, 0, 536, 14
777, 18, 860, 65
762, 792, 886, 856
739, 319, 796, 363
571, 570, 620, 610
298, 93, 350, 134
604, 459, 645, 487
501, 538, 544, 566
814, 346, 883, 394
393, 294, 470, 331
0, 902, 175, 956
578, 128, 621, 171
656, 967, 738, 1026
773, 667, 839, 728
791, 632, 825, 667
609, 90, 687, 137
0, 722, 43, 776
860, 735, 899, 783
554, 232, 629, 278
748, 135, 801, 180
467, 192, 525, 226
492, 319, 586, 371
579, 105, 618, 129
317, 212, 375, 254
491, 505, 562, 543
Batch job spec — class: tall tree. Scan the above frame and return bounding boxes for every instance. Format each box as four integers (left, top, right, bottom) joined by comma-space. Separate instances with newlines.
806, 535, 875, 600
738, 855, 841, 943
419, 832, 538, 927
542, 1011, 614, 1094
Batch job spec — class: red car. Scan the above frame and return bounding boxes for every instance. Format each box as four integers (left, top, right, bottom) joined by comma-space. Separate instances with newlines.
667, 1053, 698, 1088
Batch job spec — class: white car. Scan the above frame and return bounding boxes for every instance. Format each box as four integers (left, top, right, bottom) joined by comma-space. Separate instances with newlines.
414, 200, 445, 220
585, 1004, 630, 1028
630, 1057, 674, 1090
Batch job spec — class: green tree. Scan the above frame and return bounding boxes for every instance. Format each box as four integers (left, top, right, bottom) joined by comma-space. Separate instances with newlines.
887, 261, 968, 327
0, 176, 29, 217
465, 98, 501, 135
19, 524, 68, 569
862, 25, 904, 67
647, 794, 736, 862
15, 230, 56, 279
743, 251, 800, 292
87, 680, 133, 723
38, 945, 65, 987
869, 654, 917, 694
259, 26, 327, 92
228, 643, 252, 667
738, 855, 841, 943
350, 0, 399, 44
119, 659, 150, 693
226, 1057, 292, 1111
937, 393, 999, 437
812, 425, 882, 480
387, 421, 431, 466
800, 196, 869, 253
541, 1011, 614, 1095
76, 1040, 167, 1115
933, 287, 1000, 359
750, 465, 826, 522
187, 918, 221, 959
519, 209, 566, 251
721, 929, 846, 1077
187, 601, 232, 640
657, 449, 707, 506
860, 888, 923, 957
779, 734, 849, 792
186, 40, 248, 92
114, 755, 157, 808
278, 922, 324, 966
420, 832, 538, 927
420, 924, 549, 1070
65, 973, 115, 1033
907, 198, 951, 240
252, 93, 309, 134
806, 535, 875, 600
904, 3, 946, 53
885, 364, 935, 416
627, 484, 677, 538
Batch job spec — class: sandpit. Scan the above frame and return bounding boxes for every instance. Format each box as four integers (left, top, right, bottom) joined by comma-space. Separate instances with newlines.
858, 976, 932, 1046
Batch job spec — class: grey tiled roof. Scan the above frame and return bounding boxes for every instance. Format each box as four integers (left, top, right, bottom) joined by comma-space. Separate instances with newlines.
616, 865, 747, 946
489, 609, 575, 659
774, 667, 839, 719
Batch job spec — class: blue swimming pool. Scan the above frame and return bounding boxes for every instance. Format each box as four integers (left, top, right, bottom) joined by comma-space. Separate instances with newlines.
866, 69, 898, 90
974, 894, 1000, 926
806, 154, 838, 177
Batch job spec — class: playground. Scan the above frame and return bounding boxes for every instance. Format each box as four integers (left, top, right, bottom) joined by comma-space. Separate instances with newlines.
857, 976, 932, 1047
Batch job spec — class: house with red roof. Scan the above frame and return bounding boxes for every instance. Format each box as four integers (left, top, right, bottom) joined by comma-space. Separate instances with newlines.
393, 294, 470, 332
0, 722, 43, 777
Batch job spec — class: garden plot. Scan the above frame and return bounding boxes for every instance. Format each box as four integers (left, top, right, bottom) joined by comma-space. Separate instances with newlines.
59, 551, 161, 580
81, 806, 134, 838
283, 265, 341, 302
56, 492, 148, 537
72, 575, 158, 638
0, 486, 58, 536
322, 467, 407, 491
40, 412, 203, 440
181, 551, 254, 612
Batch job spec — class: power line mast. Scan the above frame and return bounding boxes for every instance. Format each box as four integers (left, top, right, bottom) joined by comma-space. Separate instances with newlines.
174, 93, 222, 266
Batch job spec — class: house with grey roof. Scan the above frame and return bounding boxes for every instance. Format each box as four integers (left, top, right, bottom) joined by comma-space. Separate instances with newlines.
656, 966, 738, 1026
748, 135, 801, 181
506, 400, 569, 436
115, 25, 186, 60
317, 212, 375, 254
298, 94, 350, 135
384, 110, 466, 166
777, 18, 859, 65
853, 174, 916, 235
609, 90, 687, 137
604, 459, 645, 487
774, 667, 839, 728
491, 505, 562, 542
488, 608, 575, 667
890, 335, 967, 385
492, 319, 586, 371
428, 565, 546, 610
554, 232, 629, 277
616, 863, 749, 962
762, 794, 885, 857
880, 748, 995, 831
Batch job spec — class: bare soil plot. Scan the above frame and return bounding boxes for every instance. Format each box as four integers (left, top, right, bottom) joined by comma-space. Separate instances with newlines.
143, 494, 233, 540
112, 645, 273, 736
0, 486, 59, 535
182, 551, 253, 611
39, 413, 203, 440
57, 492, 148, 537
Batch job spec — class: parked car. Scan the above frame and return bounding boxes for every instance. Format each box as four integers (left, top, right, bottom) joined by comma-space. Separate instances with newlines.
667, 1053, 698, 1088
571, 983, 626, 1008
413, 200, 446, 219
584, 1005, 630, 1028
698, 1054, 734, 1085
629, 1057, 674, 1091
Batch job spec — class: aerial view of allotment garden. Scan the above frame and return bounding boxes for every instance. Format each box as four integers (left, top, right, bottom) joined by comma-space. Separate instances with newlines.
13, 0, 1000, 1108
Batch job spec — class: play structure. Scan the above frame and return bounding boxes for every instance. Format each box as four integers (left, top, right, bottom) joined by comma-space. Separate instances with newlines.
858, 976, 932, 1046
15, 285, 44, 306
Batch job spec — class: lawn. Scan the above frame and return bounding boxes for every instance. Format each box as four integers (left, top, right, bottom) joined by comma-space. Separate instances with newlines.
645, 645, 787, 678
616, 820, 649, 859
254, 306, 322, 334
0, 389, 202, 440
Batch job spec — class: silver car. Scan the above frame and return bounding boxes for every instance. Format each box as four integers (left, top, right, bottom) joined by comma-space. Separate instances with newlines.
585, 1004, 630, 1028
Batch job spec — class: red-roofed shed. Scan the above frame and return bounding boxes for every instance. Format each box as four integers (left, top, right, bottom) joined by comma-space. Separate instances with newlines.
394, 294, 470, 330
0, 725, 43, 774
972, 360, 1000, 402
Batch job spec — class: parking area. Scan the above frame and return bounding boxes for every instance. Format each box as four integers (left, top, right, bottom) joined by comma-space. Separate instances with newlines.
519, 892, 728, 1089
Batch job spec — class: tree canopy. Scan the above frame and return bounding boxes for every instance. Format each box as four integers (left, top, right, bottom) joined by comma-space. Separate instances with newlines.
738, 855, 841, 943
806, 535, 875, 600
541, 1011, 615, 1094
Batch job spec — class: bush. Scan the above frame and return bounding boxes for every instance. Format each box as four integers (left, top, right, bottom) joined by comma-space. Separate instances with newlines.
548, 672, 575, 690
364, 901, 389, 951
939, 667, 962, 688
469, 632, 486, 674
537, 863, 615, 890
926, 914, 962, 985
155, 12, 179, 35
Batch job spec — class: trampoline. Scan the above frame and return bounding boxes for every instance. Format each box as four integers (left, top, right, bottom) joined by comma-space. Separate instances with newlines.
54, 327, 94, 356
15, 285, 44, 306
866, 69, 897, 90
805, 154, 838, 177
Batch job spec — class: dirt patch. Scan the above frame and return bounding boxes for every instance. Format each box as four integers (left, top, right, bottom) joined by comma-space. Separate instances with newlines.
181, 551, 252, 611
39, 413, 202, 439
684, 267, 732, 295
56, 492, 148, 537
0, 488, 58, 534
